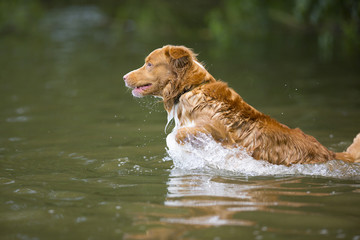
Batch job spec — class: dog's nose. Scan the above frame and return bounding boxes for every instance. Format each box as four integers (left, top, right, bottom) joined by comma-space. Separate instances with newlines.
123, 74, 128, 81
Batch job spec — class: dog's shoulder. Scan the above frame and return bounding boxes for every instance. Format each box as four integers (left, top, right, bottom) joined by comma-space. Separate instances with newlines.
178, 90, 207, 113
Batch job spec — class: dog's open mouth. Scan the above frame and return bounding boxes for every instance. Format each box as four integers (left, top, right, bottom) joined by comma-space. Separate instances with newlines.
132, 83, 152, 97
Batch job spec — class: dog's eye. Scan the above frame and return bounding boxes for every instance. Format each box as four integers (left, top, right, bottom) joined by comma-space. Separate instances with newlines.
146, 62, 153, 68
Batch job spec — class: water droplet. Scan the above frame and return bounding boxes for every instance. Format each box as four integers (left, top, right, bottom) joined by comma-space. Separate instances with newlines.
6, 116, 30, 122
75, 216, 87, 223
319, 229, 328, 235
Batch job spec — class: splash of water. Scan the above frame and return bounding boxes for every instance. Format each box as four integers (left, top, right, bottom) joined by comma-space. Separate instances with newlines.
165, 131, 360, 179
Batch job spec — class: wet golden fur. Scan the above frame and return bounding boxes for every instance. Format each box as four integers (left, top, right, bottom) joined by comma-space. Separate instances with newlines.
124, 45, 360, 165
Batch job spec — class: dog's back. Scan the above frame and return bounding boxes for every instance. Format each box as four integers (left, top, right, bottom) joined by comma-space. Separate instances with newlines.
176, 81, 336, 165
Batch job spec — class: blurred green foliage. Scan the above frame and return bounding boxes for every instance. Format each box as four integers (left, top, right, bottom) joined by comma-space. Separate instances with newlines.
292, 0, 360, 59
1, 0, 359, 60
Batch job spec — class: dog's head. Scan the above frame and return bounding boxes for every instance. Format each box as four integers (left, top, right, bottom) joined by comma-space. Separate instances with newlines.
124, 45, 215, 110
124, 45, 209, 97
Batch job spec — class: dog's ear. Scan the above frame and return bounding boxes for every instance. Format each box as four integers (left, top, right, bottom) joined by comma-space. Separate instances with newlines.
165, 46, 192, 69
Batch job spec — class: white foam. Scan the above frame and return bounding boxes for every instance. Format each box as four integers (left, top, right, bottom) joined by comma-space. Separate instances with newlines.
165, 131, 360, 179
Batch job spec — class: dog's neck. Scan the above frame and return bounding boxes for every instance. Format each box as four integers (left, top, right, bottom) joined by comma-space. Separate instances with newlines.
163, 78, 212, 113
162, 62, 216, 112
173, 79, 211, 104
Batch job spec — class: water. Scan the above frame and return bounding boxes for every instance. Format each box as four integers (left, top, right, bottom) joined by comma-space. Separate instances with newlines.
1, 5, 360, 240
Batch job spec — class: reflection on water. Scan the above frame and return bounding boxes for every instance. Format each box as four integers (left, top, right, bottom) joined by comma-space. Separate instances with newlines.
41, 6, 107, 43
124, 169, 360, 239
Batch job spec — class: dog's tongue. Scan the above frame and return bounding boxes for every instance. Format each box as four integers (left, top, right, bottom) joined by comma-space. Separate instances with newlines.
138, 85, 151, 91
132, 84, 152, 97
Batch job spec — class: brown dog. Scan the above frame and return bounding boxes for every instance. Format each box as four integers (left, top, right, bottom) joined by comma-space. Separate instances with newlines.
123, 45, 360, 165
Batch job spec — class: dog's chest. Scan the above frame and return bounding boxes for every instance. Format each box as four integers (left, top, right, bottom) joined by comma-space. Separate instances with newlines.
166, 103, 195, 131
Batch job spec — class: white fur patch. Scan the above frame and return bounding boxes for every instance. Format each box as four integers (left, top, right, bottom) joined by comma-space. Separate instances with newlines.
165, 104, 179, 133
194, 60, 205, 69
165, 104, 196, 135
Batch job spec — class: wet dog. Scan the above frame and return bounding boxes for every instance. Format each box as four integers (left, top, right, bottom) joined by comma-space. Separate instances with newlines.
124, 45, 360, 165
